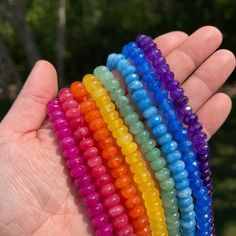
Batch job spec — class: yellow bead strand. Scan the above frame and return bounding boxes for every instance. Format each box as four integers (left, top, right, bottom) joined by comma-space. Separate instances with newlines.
82, 74, 168, 236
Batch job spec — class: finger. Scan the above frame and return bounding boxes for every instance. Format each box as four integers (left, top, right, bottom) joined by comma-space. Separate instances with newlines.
154, 31, 188, 56
114, 31, 189, 91
166, 26, 223, 84
197, 93, 232, 140
2, 60, 58, 135
183, 49, 236, 111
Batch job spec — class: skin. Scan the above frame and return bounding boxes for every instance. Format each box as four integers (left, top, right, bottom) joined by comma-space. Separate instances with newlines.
0, 26, 235, 236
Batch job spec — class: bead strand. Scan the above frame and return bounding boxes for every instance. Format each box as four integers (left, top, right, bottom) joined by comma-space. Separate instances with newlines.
136, 35, 213, 196
47, 98, 114, 236
94, 65, 181, 236
82, 74, 168, 236
121, 43, 214, 236
70, 81, 150, 236
58, 88, 134, 236
107, 55, 196, 235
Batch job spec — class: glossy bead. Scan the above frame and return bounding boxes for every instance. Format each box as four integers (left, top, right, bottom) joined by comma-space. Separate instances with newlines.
100, 183, 116, 197
125, 195, 142, 209
112, 213, 129, 229
108, 204, 124, 218
103, 194, 120, 208
95, 174, 111, 188
128, 205, 145, 219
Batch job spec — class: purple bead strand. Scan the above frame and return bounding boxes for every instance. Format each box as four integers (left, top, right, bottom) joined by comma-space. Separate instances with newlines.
47, 98, 114, 236
136, 35, 213, 196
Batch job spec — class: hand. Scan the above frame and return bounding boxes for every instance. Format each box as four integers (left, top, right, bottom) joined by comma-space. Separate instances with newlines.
0, 26, 235, 236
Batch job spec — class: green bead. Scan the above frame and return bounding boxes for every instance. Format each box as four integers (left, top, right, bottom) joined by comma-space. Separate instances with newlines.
111, 88, 125, 100
162, 194, 177, 208
135, 130, 150, 144
120, 105, 134, 117
97, 70, 112, 84
161, 189, 176, 199
146, 147, 161, 161
166, 219, 180, 230
164, 203, 179, 215
155, 168, 171, 181
124, 112, 139, 125
140, 138, 156, 153
166, 212, 180, 224
160, 178, 175, 191
106, 79, 119, 91
116, 95, 130, 108
130, 121, 145, 135
94, 66, 111, 81
150, 157, 166, 171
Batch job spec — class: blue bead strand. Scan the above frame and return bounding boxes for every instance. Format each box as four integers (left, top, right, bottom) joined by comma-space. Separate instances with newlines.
107, 53, 196, 235
120, 42, 214, 236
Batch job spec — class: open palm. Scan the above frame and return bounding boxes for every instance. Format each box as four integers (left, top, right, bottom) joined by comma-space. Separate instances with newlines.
0, 26, 235, 236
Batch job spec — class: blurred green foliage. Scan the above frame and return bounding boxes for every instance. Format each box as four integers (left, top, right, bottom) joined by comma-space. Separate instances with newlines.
0, 0, 235, 235
1, 0, 236, 82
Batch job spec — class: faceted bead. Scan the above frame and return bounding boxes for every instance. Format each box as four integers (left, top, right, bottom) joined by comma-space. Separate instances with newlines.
145, 147, 161, 161
65, 108, 80, 121
53, 118, 68, 129
70, 165, 87, 177
100, 183, 116, 197
108, 204, 124, 218
128, 204, 145, 219
92, 213, 109, 228
161, 141, 178, 154
95, 174, 112, 188
115, 175, 131, 188
70, 116, 85, 129
147, 114, 162, 128
150, 157, 166, 171
103, 193, 120, 208
155, 168, 171, 181
140, 139, 156, 153
79, 184, 96, 196
83, 147, 99, 159
66, 157, 83, 169
88, 203, 104, 217
63, 146, 79, 159
152, 124, 167, 137
49, 110, 64, 122
95, 224, 112, 236
143, 106, 158, 119
125, 195, 141, 209
74, 174, 91, 187
121, 142, 137, 155
60, 136, 75, 149
91, 165, 106, 178
79, 138, 94, 150
121, 184, 137, 198
125, 73, 139, 85
130, 121, 145, 135
56, 127, 72, 139
137, 97, 153, 111
73, 126, 90, 140
116, 225, 134, 236
165, 150, 181, 164
135, 130, 150, 144
128, 80, 143, 93
159, 178, 175, 191
84, 192, 100, 207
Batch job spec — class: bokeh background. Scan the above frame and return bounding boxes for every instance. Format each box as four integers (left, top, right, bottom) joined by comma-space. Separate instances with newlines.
0, 0, 235, 235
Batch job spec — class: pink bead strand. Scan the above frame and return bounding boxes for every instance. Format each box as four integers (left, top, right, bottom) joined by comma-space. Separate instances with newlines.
47, 98, 114, 236
58, 88, 134, 236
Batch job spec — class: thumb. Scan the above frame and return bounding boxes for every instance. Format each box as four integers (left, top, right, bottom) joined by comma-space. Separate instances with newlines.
1, 60, 58, 135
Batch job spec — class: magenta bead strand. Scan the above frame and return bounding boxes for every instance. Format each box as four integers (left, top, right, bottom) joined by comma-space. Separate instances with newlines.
58, 88, 134, 236
47, 98, 114, 236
